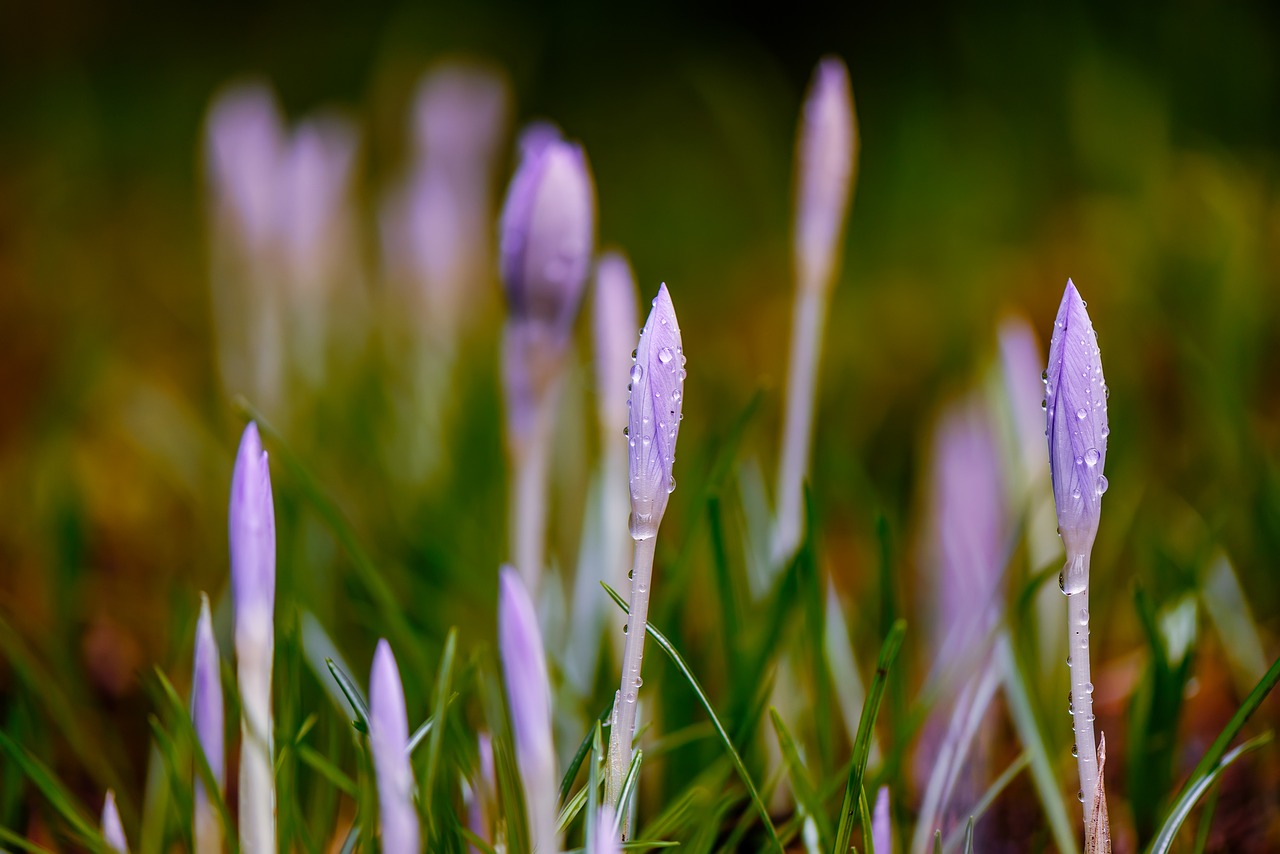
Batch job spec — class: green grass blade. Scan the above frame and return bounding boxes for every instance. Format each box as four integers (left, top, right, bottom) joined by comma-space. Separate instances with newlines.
934, 829, 944, 853
613, 748, 645, 837
557, 782, 591, 833
604, 581, 783, 852
423, 628, 458, 839
941, 751, 1029, 852
859, 785, 875, 854
1147, 651, 1280, 854
325, 657, 370, 733
297, 745, 358, 797
560, 702, 614, 806
0, 826, 57, 854
963, 817, 975, 853
1191, 780, 1221, 854
0, 730, 111, 853
769, 708, 832, 847
831, 619, 906, 854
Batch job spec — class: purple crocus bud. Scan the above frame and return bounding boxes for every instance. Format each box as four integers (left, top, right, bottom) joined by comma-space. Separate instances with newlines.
192, 593, 224, 854
230, 422, 275, 625
589, 804, 620, 854
205, 83, 286, 251
793, 56, 857, 294
627, 284, 685, 540
276, 114, 359, 294
1044, 279, 1109, 562
369, 640, 420, 853
593, 252, 640, 437
498, 567, 558, 854
498, 129, 596, 337
871, 786, 891, 854
102, 790, 127, 853
412, 63, 510, 172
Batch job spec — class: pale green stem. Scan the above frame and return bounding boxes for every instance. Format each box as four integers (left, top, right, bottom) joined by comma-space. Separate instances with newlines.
237, 616, 275, 854
774, 285, 829, 565
1065, 552, 1099, 834
608, 535, 658, 835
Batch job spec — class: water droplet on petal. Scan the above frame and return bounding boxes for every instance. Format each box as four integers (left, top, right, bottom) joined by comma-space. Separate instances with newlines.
1076, 407, 1087, 420
1096, 475, 1109, 495
630, 365, 643, 383
1072, 743, 1078, 757
658, 347, 673, 365
1084, 448, 1100, 466
622, 623, 628, 634
667, 476, 677, 493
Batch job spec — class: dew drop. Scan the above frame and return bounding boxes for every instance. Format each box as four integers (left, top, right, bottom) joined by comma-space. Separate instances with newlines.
625, 691, 637, 703
1077, 791, 1084, 803
1084, 448, 1099, 466
1101, 425, 1110, 438
1096, 475, 1109, 495
1058, 571, 1066, 593
1072, 743, 1078, 757
628, 569, 634, 580
630, 365, 643, 383
632, 676, 643, 688
1087, 713, 1096, 723
1066, 656, 1072, 667
1071, 487, 1081, 500
1041, 399, 1047, 410
667, 476, 677, 493
672, 390, 682, 403
658, 347, 674, 365
1085, 682, 1094, 693
1075, 455, 1084, 466
623, 426, 629, 437
1076, 407, 1087, 420
1042, 370, 1049, 380
622, 623, 629, 634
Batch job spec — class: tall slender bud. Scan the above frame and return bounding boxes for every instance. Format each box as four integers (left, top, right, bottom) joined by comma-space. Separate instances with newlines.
499, 567, 559, 853
593, 253, 640, 441
1045, 278, 1109, 835
774, 55, 859, 565
230, 421, 276, 853
871, 786, 891, 854
589, 805, 621, 854
1045, 279, 1110, 562
102, 790, 127, 853
369, 640, 420, 853
627, 284, 685, 540
192, 593, 224, 854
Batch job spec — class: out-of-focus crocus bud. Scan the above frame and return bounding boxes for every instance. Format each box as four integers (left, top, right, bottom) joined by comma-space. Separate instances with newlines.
192, 594, 224, 854
594, 253, 640, 440
498, 567, 559, 854
205, 84, 286, 252
499, 129, 595, 348
872, 786, 891, 854
793, 56, 857, 295
627, 284, 685, 540
230, 421, 276, 854
589, 804, 620, 854
369, 640, 420, 853
1045, 279, 1109, 566
102, 790, 127, 853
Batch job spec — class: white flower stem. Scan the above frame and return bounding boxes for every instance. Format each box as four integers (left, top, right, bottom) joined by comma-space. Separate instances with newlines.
237, 617, 275, 854
1066, 553, 1099, 833
774, 285, 829, 565
609, 534, 658, 832
511, 392, 556, 593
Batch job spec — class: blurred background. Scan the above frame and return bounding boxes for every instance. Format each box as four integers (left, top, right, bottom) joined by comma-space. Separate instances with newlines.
3, 0, 1280, 849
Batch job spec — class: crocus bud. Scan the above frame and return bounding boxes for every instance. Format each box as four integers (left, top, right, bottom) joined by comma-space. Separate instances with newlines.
871, 786, 891, 854
793, 57, 857, 294
593, 252, 640, 437
205, 83, 285, 251
627, 284, 685, 540
192, 593, 224, 854
276, 115, 359, 295
369, 640, 420, 853
499, 129, 595, 338
589, 804, 620, 854
102, 790, 127, 853
230, 423, 275, 626
1044, 280, 1109, 563
498, 567, 558, 854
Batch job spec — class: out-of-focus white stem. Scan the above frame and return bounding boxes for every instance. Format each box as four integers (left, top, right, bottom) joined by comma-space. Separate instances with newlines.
511, 392, 556, 593
194, 788, 220, 854
237, 616, 275, 854
773, 285, 829, 565
608, 535, 657, 833
1066, 553, 1099, 833
602, 441, 631, 659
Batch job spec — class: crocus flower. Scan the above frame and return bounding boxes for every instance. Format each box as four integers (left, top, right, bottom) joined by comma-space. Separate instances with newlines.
102, 790, 127, 853
774, 55, 858, 565
206, 84, 286, 254
499, 567, 559, 853
609, 284, 685, 823
369, 640, 419, 853
871, 786, 891, 854
230, 421, 276, 854
1044, 278, 1109, 834
192, 593, 224, 854
498, 127, 597, 590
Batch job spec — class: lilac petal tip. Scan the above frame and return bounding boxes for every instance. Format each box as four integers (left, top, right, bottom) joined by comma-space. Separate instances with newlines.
369, 639, 419, 853
1045, 279, 1109, 556
102, 789, 128, 853
192, 593, 225, 790
498, 131, 596, 335
871, 786, 891, 854
230, 422, 276, 624
627, 284, 685, 539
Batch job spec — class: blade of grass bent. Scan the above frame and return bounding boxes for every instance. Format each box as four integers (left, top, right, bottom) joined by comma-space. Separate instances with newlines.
326, 658, 370, 733
831, 619, 906, 854
424, 628, 458, 839
604, 581, 783, 852
769, 708, 832, 847
0, 730, 112, 853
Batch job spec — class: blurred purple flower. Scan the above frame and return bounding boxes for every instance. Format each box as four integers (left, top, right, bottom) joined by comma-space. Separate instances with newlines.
369, 639, 420, 853
192, 593, 224, 854
590, 804, 620, 854
230, 423, 275, 624
498, 566, 559, 853
872, 786, 891, 854
793, 56, 857, 294
498, 128, 595, 337
102, 790, 127, 853
593, 252, 640, 437
276, 114, 359, 294
627, 284, 685, 540
205, 83, 286, 251
1045, 279, 1109, 559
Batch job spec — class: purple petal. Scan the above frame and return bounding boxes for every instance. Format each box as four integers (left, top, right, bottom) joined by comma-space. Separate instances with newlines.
794, 56, 857, 292
205, 83, 285, 249
498, 130, 596, 337
412, 64, 510, 168
369, 640, 419, 853
192, 593, 225, 792
871, 786, 891, 854
592, 252, 640, 434
1045, 280, 1109, 556
276, 115, 359, 288
102, 789, 127, 853
230, 422, 275, 623
628, 284, 685, 539
590, 804, 620, 854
